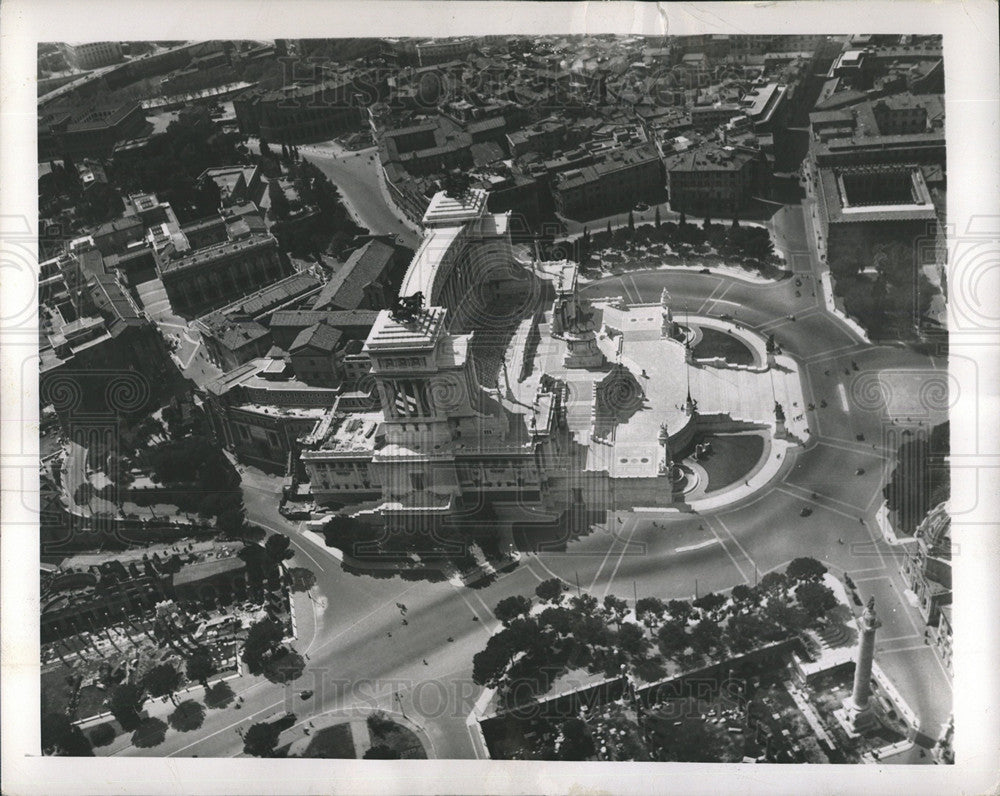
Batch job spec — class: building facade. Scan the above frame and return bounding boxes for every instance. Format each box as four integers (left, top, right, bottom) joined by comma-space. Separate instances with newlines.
60, 41, 124, 71
553, 144, 664, 220
664, 143, 769, 215
156, 233, 286, 316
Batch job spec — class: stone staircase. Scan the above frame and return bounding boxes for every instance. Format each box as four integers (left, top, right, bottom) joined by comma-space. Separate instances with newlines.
135, 278, 173, 323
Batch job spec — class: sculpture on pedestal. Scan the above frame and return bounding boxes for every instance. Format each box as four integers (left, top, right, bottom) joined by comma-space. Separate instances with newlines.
390, 292, 425, 323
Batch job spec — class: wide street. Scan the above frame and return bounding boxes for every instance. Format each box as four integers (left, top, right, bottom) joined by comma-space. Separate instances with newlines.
249, 138, 422, 250
109, 172, 950, 758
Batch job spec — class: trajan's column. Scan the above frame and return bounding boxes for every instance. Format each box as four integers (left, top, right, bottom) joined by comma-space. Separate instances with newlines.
842, 596, 882, 732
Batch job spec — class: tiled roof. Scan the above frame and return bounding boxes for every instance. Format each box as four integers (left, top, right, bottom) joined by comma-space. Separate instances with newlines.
310, 240, 396, 311
290, 321, 343, 353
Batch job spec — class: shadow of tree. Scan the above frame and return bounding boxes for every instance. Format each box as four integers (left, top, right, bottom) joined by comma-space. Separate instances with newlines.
88, 722, 117, 748
131, 717, 168, 748
287, 567, 317, 593
263, 650, 306, 684
168, 700, 206, 732
204, 681, 235, 709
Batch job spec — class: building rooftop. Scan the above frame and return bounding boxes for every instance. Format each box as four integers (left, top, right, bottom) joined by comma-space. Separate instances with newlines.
270, 309, 380, 335
198, 314, 270, 350
662, 143, 758, 173
290, 321, 343, 353
304, 410, 384, 454
311, 240, 396, 312
88, 273, 144, 328
817, 165, 938, 224
213, 272, 321, 320
158, 233, 275, 275
555, 144, 660, 190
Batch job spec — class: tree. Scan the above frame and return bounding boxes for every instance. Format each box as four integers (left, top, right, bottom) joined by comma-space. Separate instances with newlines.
471, 626, 524, 687
569, 593, 599, 615
692, 591, 725, 616
494, 595, 533, 625
758, 571, 787, 595
703, 214, 712, 230
557, 717, 596, 760
535, 578, 565, 603
762, 595, 807, 633
616, 621, 649, 657
107, 683, 145, 731
633, 654, 667, 683
635, 596, 666, 627
785, 557, 827, 583
794, 581, 838, 620
603, 595, 629, 628
42, 711, 93, 756
194, 175, 222, 217
656, 619, 689, 660
606, 220, 613, 238
265, 532, 293, 564
143, 662, 182, 706
689, 618, 722, 654
366, 710, 396, 736
679, 211, 687, 226
364, 743, 401, 759
666, 599, 693, 623
730, 584, 756, 609
242, 617, 285, 675
628, 210, 636, 235
186, 647, 215, 688
655, 206, 662, 229
218, 505, 246, 536
268, 180, 290, 220
243, 721, 281, 757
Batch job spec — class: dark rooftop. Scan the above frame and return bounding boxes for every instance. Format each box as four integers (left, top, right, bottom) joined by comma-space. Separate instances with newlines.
310, 240, 397, 312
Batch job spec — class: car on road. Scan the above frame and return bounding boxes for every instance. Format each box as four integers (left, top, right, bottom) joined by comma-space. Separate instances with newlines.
634, 202, 650, 212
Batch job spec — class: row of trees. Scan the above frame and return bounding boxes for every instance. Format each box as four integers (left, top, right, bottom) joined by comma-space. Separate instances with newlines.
472, 558, 838, 706
547, 213, 776, 270
101, 645, 217, 735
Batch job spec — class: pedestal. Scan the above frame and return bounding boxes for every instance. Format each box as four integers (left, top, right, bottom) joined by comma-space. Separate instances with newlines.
834, 696, 878, 738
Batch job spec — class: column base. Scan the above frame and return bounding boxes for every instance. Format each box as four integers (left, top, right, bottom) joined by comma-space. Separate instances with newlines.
835, 697, 879, 738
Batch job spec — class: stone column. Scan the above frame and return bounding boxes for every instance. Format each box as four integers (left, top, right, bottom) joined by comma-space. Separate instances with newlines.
844, 597, 882, 731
